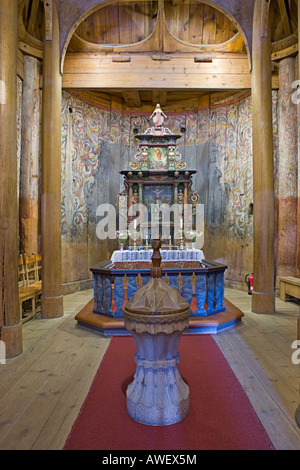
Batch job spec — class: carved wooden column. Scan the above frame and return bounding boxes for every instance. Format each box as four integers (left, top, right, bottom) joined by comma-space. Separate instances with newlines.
128, 183, 133, 208
184, 182, 188, 205
41, 0, 63, 318
251, 0, 275, 314
277, 58, 298, 279
20, 56, 40, 256
0, 0, 23, 357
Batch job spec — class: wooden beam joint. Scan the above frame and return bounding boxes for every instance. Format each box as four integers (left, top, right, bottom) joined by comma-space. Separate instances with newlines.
44, 0, 52, 41
261, 0, 271, 38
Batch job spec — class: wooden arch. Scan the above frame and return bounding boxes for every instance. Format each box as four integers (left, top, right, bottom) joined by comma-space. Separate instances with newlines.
59, 0, 254, 72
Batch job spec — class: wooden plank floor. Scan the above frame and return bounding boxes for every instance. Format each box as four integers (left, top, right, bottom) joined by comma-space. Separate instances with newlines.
0, 288, 299, 450
214, 289, 300, 450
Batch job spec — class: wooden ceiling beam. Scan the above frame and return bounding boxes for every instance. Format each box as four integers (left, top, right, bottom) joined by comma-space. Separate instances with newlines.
272, 42, 298, 61
62, 52, 279, 90
277, 0, 292, 38
122, 90, 141, 108
152, 90, 167, 107
44, 0, 52, 41
26, 0, 40, 36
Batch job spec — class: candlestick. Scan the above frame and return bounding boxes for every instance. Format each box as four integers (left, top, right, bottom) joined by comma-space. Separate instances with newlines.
179, 228, 184, 250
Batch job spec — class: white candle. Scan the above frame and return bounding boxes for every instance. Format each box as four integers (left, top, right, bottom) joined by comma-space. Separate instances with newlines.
134, 218, 137, 229
180, 218, 183, 228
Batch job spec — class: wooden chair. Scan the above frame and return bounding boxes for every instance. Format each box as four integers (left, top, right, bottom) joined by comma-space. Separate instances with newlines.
24, 253, 42, 291
18, 253, 42, 323
18, 254, 38, 323
18, 254, 26, 287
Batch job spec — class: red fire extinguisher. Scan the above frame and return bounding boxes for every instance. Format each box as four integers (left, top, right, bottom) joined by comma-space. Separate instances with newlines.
245, 273, 253, 295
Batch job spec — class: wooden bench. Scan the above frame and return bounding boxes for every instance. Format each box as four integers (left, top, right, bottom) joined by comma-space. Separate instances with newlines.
279, 276, 300, 302
18, 254, 42, 323
279, 276, 300, 340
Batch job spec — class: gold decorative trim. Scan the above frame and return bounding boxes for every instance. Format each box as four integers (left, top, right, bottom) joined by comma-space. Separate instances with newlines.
136, 273, 143, 290
177, 273, 183, 295
122, 274, 129, 289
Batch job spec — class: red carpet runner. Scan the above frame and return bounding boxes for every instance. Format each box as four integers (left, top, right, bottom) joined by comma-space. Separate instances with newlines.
64, 335, 274, 450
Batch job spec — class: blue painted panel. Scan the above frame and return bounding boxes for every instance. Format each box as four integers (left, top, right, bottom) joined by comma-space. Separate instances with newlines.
127, 275, 137, 301
143, 275, 151, 285
94, 274, 104, 314
104, 275, 113, 316
181, 275, 193, 306
206, 273, 215, 314
93, 276, 97, 312
195, 274, 207, 316
214, 271, 225, 313
169, 275, 178, 292
114, 276, 124, 317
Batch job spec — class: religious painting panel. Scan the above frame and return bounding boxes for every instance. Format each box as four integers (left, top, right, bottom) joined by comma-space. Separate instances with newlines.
143, 184, 173, 207
148, 147, 169, 170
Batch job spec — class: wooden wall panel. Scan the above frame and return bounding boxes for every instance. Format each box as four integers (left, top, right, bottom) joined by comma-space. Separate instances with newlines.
75, 1, 240, 48
76, 2, 158, 45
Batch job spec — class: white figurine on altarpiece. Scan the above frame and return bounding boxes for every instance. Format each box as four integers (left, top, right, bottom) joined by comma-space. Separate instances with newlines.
150, 104, 167, 127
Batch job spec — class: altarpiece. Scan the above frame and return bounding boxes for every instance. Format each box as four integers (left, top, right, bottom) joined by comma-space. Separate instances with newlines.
116, 105, 201, 248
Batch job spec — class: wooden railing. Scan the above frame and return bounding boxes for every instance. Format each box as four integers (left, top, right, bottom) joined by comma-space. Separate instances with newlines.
90, 259, 227, 319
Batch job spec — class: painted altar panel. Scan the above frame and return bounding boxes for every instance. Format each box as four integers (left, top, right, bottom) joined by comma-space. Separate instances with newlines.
143, 184, 173, 207
148, 147, 169, 171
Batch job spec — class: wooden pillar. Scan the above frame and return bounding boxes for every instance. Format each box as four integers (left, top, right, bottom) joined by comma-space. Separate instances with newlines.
41, 0, 63, 318
295, 0, 300, 426
297, 2, 300, 279
20, 55, 40, 256
128, 183, 133, 208
277, 58, 298, 279
0, 0, 23, 357
184, 183, 188, 205
251, 0, 275, 314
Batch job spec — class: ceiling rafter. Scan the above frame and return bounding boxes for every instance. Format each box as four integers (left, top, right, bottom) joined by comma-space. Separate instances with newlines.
277, 0, 292, 38
122, 90, 141, 108
152, 90, 167, 107
26, 0, 40, 36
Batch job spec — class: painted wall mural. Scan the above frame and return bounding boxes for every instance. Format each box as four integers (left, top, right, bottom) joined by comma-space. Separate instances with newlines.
61, 96, 101, 235
14, 81, 281, 290
60, 90, 278, 287
207, 97, 254, 237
